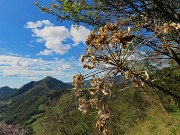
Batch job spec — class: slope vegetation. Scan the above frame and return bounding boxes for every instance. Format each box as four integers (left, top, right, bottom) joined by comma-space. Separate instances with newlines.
0, 76, 71, 125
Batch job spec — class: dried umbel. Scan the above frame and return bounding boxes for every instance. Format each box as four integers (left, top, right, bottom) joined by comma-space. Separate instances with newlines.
78, 98, 89, 115
155, 22, 180, 34
96, 105, 110, 133
170, 22, 180, 30
79, 22, 138, 80
89, 76, 113, 96
72, 21, 152, 134
124, 70, 150, 87
102, 129, 109, 135
74, 88, 82, 96
72, 75, 113, 134
90, 98, 99, 109
72, 74, 85, 88
85, 23, 135, 50
125, 70, 133, 79
88, 88, 98, 95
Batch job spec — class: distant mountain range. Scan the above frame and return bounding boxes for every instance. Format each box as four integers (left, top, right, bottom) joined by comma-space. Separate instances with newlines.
0, 86, 17, 100
0, 76, 72, 99
0, 76, 72, 125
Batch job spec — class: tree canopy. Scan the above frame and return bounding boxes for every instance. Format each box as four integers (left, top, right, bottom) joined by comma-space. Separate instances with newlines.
36, 0, 180, 25
36, 0, 180, 66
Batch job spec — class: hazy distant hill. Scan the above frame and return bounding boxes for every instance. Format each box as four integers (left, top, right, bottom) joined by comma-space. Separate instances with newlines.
1, 76, 72, 125
0, 86, 17, 100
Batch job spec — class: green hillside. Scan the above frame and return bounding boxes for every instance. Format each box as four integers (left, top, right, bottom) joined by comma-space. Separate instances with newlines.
32, 85, 180, 135
0, 86, 17, 100
0, 76, 71, 126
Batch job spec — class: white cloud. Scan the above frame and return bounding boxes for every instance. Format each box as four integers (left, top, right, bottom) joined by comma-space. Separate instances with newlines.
25, 20, 90, 55
0, 48, 22, 57
70, 25, 91, 46
25, 20, 53, 29
0, 55, 73, 78
38, 49, 53, 56
36, 38, 44, 43
32, 25, 71, 55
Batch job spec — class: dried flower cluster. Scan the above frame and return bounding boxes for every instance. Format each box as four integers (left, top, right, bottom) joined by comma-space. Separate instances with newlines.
80, 22, 137, 73
96, 104, 110, 134
72, 22, 151, 135
89, 76, 113, 95
72, 74, 112, 134
78, 98, 88, 115
162, 22, 180, 34
86, 23, 135, 47
72, 74, 85, 87
153, 21, 180, 35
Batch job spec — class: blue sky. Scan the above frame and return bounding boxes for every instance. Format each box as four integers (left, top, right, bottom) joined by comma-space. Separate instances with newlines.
0, 0, 91, 88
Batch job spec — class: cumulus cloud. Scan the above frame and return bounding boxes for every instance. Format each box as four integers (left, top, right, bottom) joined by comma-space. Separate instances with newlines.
36, 38, 44, 43
70, 25, 91, 46
30, 24, 71, 55
25, 20, 53, 29
25, 20, 90, 55
0, 55, 73, 78
38, 49, 53, 56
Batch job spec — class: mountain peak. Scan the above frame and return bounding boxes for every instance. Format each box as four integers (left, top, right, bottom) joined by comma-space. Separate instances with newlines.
2, 77, 72, 99
0, 86, 17, 99
1, 86, 10, 89
1, 86, 17, 89
42, 76, 60, 82
39, 76, 71, 90
44, 76, 53, 79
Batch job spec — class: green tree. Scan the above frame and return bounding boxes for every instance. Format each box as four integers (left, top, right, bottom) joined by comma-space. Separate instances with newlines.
36, 0, 180, 66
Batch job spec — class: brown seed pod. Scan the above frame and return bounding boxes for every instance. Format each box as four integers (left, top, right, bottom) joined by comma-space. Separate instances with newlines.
125, 71, 131, 79
75, 89, 82, 96
102, 89, 108, 95
96, 120, 103, 131
87, 65, 95, 69
88, 88, 98, 95
103, 129, 109, 135
82, 64, 88, 69
90, 98, 99, 109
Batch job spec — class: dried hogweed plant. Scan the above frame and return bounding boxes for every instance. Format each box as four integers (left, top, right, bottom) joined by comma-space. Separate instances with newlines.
72, 21, 152, 135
